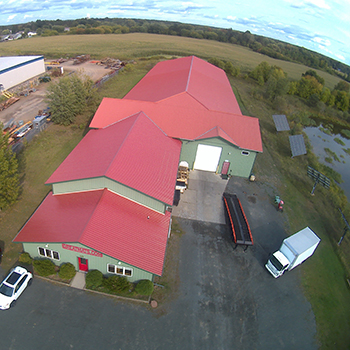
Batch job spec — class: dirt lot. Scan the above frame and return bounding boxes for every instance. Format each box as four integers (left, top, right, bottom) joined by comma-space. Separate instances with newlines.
0, 60, 111, 127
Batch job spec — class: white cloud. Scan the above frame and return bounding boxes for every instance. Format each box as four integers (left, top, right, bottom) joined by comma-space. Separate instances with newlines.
334, 53, 345, 61
306, 0, 330, 9
7, 14, 17, 21
227, 15, 236, 20
314, 36, 331, 46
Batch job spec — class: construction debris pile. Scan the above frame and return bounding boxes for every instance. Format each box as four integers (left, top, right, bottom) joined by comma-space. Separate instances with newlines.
73, 55, 91, 65
97, 57, 126, 70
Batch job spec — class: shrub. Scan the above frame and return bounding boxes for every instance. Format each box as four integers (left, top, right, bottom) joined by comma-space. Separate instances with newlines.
33, 259, 56, 277
103, 275, 130, 292
135, 280, 154, 296
58, 263, 76, 280
85, 270, 103, 289
18, 252, 33, 265
208, 57, 225, 70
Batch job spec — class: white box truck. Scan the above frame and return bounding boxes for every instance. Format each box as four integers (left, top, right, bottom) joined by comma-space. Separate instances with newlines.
265, 227, 320, 278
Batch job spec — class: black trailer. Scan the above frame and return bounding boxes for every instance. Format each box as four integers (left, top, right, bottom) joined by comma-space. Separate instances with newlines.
223, 192, 253, 250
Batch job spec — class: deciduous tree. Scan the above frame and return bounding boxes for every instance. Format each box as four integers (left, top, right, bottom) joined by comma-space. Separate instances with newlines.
45, 72, 95, 125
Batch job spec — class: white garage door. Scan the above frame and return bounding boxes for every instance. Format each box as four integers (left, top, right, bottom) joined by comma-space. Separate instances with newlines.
194, 144, 222, 172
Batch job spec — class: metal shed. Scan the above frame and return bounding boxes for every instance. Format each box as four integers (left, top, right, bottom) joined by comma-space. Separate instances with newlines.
0, 56, 45, 90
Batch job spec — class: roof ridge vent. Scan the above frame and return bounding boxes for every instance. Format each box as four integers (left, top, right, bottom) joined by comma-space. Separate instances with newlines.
185, 56, 195, 92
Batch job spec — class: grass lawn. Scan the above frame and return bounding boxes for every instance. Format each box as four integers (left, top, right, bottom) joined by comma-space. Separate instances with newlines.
0, 36, 349, 348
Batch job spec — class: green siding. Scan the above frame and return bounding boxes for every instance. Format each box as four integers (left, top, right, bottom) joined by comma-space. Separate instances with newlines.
180, 138, 257, 178
22, 242, 154, 282
52, 177, 166, 214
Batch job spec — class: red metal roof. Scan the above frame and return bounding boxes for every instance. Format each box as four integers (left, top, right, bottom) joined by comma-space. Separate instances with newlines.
90, 56, 262, 153
14, 190, 171, 276
125, 56, 242, 114
46, 111, 182, 205
90, 97, 263, 153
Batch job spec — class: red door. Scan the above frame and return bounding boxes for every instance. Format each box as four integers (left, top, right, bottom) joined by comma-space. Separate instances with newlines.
221, 161, 230, 175
78, 257, 88, 272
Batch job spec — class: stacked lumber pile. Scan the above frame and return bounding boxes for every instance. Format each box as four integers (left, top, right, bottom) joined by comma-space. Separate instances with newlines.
0, 96, 19, 111
176, 162, 189, 193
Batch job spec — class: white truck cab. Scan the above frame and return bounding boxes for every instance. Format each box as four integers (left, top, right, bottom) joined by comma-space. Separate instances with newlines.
265, 250, 290, 278
265, 227, 320, 278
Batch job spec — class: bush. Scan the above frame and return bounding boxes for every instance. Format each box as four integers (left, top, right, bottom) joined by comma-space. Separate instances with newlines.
135, 280, 154, 296
18, 252, 33, 265
208, 57, 225, 70
103, 275, 130, 292
33, 259, 56, 277
85, 270, 103, 288
58, 263, 76, 280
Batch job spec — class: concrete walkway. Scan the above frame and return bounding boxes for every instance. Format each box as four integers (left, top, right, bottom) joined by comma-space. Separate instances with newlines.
172, 170, 228, 224
70, 271, 86, 289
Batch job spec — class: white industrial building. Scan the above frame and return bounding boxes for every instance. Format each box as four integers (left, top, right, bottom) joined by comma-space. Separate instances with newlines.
0, 56, 45, 90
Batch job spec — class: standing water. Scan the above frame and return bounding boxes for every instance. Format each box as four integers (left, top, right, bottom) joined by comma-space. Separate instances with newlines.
304, 127, 350, 200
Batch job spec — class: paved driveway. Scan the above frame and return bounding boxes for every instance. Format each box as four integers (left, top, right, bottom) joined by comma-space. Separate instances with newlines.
174, 171, 318, 349
0, 172, 318, 349
172, 170, 227, 224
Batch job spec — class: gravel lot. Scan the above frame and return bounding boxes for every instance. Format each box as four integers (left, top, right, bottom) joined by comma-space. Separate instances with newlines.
0, 60, 111, 127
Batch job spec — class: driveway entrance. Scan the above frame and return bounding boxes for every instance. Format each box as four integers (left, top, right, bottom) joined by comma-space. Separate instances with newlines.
172, 170, 227, 224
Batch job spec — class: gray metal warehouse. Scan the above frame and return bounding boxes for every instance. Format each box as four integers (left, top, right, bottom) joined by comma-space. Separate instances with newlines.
0, 56, 45, 90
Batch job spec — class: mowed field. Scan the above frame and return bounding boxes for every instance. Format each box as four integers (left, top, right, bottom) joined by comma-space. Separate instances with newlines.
0, 33, 341, 88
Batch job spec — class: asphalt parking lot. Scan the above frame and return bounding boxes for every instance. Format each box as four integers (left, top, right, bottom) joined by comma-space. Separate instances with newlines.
0, 171, 318, 349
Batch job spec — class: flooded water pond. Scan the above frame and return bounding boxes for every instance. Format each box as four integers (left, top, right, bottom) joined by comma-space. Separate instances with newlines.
304, 127, 350, 200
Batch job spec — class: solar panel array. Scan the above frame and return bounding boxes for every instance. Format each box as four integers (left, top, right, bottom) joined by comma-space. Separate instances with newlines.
307, 166, 330, 189
272, 114, 290, 132
289, 135, 307, 157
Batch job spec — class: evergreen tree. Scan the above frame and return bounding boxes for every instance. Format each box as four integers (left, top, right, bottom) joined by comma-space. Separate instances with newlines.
0, 127, 20, 210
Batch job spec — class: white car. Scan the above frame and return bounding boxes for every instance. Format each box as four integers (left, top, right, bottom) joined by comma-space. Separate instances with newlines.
0, 266, 33, 310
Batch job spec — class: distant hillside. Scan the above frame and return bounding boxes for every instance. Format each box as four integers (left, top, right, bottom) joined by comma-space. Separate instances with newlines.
1, 17, 349, 82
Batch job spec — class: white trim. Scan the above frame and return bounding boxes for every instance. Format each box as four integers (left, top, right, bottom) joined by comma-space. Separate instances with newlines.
241, 150, 250, 156
37, 246, 60, 261
107, 263, 133, 277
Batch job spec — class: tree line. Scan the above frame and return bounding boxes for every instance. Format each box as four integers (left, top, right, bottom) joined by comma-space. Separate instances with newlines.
1, 17, 349, 83
245, 60, 350, 122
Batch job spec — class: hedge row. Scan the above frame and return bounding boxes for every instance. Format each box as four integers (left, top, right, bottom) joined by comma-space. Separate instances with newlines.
86, 270, 154, 296
19, 253, 76, 279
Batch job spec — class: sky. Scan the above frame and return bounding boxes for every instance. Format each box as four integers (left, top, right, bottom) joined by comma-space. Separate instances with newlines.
1, 0, 350, 65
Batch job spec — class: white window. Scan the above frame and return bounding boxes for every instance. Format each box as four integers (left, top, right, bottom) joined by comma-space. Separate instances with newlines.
107, 264, 133, 277
38, 247, 60, 261
241, 151, 250, 156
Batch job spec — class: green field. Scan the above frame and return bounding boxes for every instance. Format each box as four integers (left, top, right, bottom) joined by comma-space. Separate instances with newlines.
1, 34, 350, 348
0, 33, 342, 89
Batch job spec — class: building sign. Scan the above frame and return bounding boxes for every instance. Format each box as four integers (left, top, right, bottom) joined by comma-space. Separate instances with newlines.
62, 243, 103, 257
